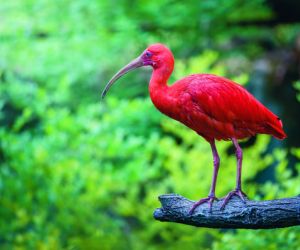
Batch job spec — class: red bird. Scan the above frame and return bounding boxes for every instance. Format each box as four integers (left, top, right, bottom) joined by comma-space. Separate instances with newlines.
102, 43, 287, 213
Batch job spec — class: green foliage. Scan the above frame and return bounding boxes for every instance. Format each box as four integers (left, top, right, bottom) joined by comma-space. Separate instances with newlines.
0, 0, 282, 100
0, 0, 299, 249
0, 91, 277, 249
294, 81, 300, 102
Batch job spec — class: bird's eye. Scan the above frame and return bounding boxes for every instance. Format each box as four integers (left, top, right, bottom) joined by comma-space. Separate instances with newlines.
145, 51, 152, 58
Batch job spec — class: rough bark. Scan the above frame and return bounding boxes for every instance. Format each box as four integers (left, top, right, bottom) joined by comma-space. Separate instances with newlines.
153, 194, 300, 229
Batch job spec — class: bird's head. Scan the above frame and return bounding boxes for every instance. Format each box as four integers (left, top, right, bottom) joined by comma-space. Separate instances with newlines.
101, 43, 174, 99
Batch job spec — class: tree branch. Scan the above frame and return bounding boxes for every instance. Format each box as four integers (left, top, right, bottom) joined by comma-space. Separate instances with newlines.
153, 194, 300, 229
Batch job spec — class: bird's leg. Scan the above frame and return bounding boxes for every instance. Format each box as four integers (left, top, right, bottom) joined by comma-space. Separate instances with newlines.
189, 140, 220, 214
221, 138, 248, 210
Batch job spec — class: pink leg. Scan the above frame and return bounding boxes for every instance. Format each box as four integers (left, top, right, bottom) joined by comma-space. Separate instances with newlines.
189, 140, 220, 214
221, 138, 247, 210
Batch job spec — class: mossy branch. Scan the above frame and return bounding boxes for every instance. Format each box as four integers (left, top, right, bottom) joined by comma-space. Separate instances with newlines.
153, 194, 300, 229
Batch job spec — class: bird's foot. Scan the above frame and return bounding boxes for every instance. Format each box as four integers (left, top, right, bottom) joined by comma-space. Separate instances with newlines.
189, 195, 219, 215
220, 189, 248, 210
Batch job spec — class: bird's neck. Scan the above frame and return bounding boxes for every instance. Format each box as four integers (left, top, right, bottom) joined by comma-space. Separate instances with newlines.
148, 66, 174, 114
148, 49, 175, 104
149, 66, 171, 96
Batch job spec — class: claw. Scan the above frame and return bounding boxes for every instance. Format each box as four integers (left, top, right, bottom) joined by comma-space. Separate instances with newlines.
221, 189, 248, 210
189, 196, 218, 215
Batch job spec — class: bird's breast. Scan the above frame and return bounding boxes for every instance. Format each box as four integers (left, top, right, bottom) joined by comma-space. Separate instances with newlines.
150, 93, 176, 119
150, 90, 235, 141
151, 91, 201, 128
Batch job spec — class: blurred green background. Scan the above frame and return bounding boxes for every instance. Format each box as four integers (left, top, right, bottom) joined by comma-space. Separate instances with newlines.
1, 0, 300, 249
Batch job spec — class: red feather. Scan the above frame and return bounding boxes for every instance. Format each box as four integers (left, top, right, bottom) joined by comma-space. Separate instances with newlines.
150, 73, 286, 142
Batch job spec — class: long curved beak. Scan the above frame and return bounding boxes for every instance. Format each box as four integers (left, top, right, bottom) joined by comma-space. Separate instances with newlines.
101, 56, 144, 99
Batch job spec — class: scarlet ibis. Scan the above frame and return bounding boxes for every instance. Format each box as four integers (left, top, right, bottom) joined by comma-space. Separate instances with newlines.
101, 43, 287, 213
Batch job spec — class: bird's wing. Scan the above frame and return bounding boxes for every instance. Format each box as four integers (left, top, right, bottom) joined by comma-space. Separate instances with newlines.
186, 74, 263, 122
182, 74, 283, 139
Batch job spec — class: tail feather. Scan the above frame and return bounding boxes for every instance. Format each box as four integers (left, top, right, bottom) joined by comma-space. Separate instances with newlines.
266, 117, 287, 140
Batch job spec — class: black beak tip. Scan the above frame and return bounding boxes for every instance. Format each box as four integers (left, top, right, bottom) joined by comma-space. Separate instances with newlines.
101, 90, 107, 100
